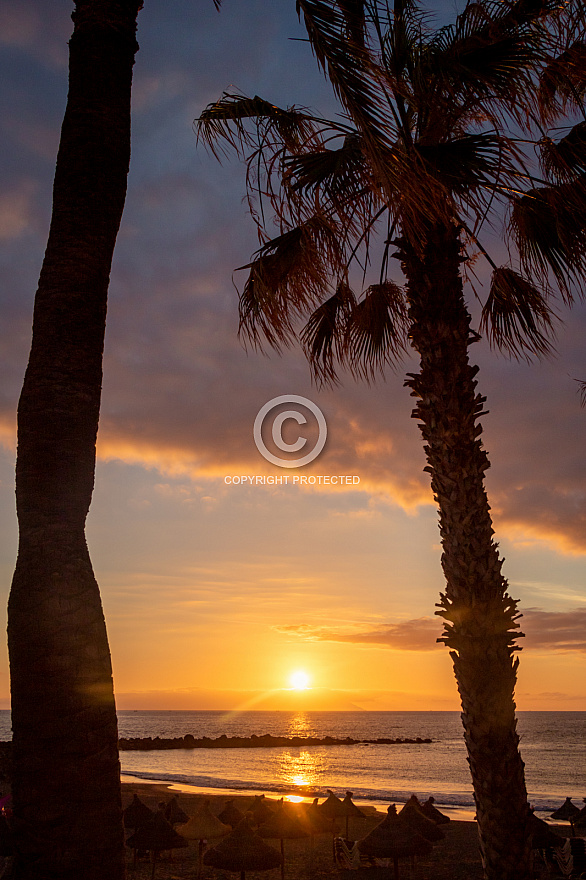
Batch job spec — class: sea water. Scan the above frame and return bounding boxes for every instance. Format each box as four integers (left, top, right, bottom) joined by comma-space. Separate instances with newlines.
1, 710, 583, 818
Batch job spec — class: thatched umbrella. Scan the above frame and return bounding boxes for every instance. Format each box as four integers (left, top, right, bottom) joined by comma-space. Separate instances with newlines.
319, 790, 346, 857
297, 797, 331, 851
258, 800, 309, 879
551, 798, 581, 822
420, 796, 451, 825
126, 810, 188, 880
219, 799, 244, 828
529, 811, 565, 849
178, 800, 230, 878
249, 795, 276, 827
570, 798, 586, 835
204, 818, 282, 880
358, 805, 432, 880
340, 791, 366, 839
164, 794, 189, 826
123, 793, 154, 829
398, 796, 446, 842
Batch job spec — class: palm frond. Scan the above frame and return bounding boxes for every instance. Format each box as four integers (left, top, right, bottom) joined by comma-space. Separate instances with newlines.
336, 0, 366, 48
345, 281, 409, 379
296, 0, 400, 180
301, 280, 357, 384
577, 378, 586, 407
480, 267, 557, 360
417, 0, 557, 133
282, 133, 379, 234
538, 41, 586, 113
415, 132, 521, 195
540, 122, 586, 181
284, 133, 367, 196
196, 92, 316, 158
237, 217, 343, 350
511, 179, 586, 299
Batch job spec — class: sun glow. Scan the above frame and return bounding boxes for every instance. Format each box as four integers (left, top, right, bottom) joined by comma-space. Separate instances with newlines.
289, 670, 311, 690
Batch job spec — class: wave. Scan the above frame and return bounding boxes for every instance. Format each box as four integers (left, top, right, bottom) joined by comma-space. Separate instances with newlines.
121, 768, 478, 809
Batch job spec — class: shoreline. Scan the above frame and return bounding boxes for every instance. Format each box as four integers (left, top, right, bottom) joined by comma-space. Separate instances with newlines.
121, 774, 476, 823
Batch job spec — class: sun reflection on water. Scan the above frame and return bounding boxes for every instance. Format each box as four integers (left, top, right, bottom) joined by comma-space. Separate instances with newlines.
288, 712, 312, 738
278, 749, 327, 792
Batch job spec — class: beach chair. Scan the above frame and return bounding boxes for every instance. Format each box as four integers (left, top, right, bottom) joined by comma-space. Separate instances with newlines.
334, 837, 379, 868
540, 838, 586, 879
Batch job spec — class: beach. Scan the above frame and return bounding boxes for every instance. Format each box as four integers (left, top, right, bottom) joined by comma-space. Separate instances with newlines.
121, 781, 487, 880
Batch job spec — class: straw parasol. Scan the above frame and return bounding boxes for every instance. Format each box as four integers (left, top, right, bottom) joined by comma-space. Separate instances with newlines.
358, 805, 432, 880
123, 793, 154, 829
126, 810, 188, 880
219, 799, 244, 828
319, 790, 347, 821
318, 790, 347, 858
298, 797, 332, 842
204, 818, 282, 880
529, 811, 565, 848
178, 799, 230, 878
258, 799, 309, 879
420, 796, 451, 825
164, 794, 189, 826
341, 791, 366, 838
249, 795, 276, 827
551, 798, 581, 821
398, 796, 446, 842
571, 799, 586, 832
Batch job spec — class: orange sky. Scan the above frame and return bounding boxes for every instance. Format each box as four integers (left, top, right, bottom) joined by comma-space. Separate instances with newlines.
0, 0, 585, 714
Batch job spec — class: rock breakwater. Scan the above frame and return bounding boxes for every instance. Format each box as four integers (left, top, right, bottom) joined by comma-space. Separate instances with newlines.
118, 733, 433, 751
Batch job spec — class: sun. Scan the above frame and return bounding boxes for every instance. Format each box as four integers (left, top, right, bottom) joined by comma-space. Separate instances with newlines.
289, 670, 311, 690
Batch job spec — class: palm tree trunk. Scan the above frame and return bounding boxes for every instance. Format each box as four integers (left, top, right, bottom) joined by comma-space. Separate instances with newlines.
400, 222, 533, 880
8, 2, 141, 877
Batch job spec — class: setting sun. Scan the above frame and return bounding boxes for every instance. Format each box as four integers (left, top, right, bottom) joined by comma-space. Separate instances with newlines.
289, 670, 310, 690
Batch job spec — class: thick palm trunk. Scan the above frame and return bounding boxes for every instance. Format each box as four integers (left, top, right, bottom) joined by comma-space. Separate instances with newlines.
8, 2, 140, 877
400, 223, 533, 880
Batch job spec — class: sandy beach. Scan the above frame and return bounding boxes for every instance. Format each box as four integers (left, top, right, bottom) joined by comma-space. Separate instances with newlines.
121, 781, 486, 880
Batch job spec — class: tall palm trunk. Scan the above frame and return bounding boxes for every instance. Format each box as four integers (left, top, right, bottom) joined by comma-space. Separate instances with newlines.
401, 222, 533, 880
8, 2, 141, 877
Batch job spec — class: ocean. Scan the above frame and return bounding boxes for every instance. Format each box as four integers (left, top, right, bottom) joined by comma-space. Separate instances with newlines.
1, 710, 583, 819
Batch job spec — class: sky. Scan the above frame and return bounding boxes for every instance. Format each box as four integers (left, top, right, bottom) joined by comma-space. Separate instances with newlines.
0, 0, 585, 713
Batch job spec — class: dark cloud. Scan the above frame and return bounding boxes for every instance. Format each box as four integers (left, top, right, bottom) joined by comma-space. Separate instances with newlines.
522, 607, 586, 652
1, 0, 584, 561
275, 619, 443, 652
276, 607, 586, 653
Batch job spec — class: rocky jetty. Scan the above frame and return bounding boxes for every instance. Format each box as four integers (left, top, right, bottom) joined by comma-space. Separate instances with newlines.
117, 733, 433, 751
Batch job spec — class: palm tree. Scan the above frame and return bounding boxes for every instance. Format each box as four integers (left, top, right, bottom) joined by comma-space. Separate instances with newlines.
8, 3, 142, 876
197, 2, 586, 877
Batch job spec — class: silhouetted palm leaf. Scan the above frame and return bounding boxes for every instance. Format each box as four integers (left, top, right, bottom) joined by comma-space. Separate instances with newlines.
197, 92, 317, 158
345, 282, 409, 380
511, 178, 586, 298
480, 267, 557, 359
539, 41, 586, 113
301, 281, 357, 384
541, 122, 586, 181
238, 218, 343, 350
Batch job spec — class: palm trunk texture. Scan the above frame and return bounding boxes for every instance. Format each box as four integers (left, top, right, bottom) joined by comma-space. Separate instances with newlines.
400, 223, 533, 880
8, 2, 141, 877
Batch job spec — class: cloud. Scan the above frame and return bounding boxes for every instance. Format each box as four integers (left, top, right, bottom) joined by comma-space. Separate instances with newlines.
275, 618, 443, 652
0, 180, 37, 240
522, 607, 586, 652
276, 607, 586, 654
0, 0, 584, 566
